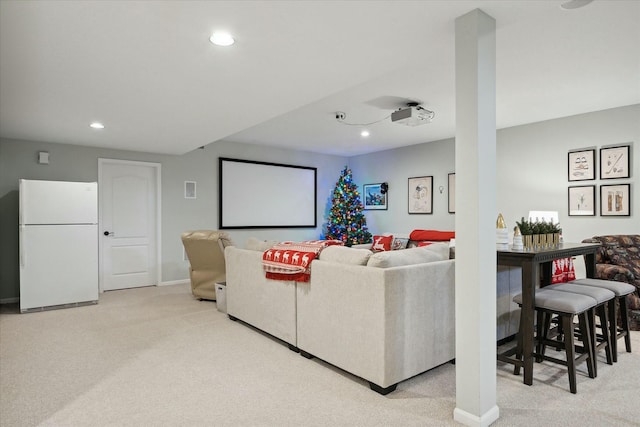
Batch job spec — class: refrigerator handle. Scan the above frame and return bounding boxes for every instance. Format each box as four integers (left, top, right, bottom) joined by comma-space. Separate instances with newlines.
19, 225, 25, 267
19, 179, 24, 267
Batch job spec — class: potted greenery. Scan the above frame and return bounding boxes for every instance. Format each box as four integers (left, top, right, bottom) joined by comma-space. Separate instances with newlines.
516, 217, 561, 249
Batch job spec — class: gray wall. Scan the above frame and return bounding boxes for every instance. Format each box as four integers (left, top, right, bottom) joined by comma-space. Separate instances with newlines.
1, 104, 638, 300
352, 104, 639, 276
350, 138, 456, 233
0, 138, 347, 300
496, 105, 638, 243
351, 105, 638, 240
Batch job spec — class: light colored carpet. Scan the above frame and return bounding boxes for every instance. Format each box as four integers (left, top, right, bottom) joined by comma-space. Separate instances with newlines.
1, 283, 639, 426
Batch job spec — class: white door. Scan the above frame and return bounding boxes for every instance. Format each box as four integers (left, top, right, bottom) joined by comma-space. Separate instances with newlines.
99, 159, 160, 291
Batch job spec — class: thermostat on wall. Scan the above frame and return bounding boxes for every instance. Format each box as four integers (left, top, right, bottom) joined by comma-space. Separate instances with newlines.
38, 151, 49, 164
185, 181, 196, 199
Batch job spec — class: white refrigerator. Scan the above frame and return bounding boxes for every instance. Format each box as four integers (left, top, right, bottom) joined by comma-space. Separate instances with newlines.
19, 179, 99, 312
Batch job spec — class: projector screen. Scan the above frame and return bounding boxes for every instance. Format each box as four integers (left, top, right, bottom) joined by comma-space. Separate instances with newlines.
219, 157, 317, 229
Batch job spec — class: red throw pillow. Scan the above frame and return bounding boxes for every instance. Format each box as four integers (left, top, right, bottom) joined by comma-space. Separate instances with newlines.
551, 259, 566, 284
550, 258, 576, 284
417, 241, 434, 247
409, 230, 455, 241
565, 257, 576, 281
371, 235, 393, 252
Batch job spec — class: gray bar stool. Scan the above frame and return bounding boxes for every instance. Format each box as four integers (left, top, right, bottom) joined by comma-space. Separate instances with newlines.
513, 289, 596, 394
545, 283, 615, 376
569, 278, 634, 361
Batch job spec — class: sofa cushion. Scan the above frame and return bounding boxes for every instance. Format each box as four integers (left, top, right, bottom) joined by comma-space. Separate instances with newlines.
421, 242, 450, 260
367, 246, 443, 268
610, 249, 632, 267
624, 259, 640, 283
584, 235, 640, 263
371, 235, 393, 252
409, 229, 455, 241
318, 245, 373, 265
392, 237, 409, 250
245, 237, 279, 252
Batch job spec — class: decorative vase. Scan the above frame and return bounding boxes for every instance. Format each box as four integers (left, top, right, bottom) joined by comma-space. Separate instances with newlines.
512, 226, 524, 250
532, 234, 540, 249
546, 233, 554, 248
496, 213, 509, 249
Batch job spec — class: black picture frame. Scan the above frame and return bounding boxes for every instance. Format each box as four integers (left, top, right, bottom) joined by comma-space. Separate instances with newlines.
408, 176, 433, 214
568, 149, 595, 181
600, 145, 630, 179
600, 184, 631, 216
363, 183, 387, 210
568, 185, 595, 216
448, 173, 455, 214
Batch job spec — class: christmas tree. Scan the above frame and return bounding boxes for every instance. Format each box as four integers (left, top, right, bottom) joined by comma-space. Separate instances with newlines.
325, 166, 372, 246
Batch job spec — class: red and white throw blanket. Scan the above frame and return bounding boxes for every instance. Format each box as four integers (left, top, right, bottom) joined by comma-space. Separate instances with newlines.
262, 240, 344, 282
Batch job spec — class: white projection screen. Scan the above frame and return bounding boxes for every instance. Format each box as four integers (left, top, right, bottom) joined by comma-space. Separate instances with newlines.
219, 158, 317, 229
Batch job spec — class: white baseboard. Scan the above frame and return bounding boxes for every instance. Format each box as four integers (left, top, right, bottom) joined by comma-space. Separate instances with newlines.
2, 281, 190, 303
453, 405, 500, 427
159, 279, 190, 287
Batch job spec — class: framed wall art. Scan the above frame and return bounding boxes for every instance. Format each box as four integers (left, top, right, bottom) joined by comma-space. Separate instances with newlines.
363, 183, 387, 210
600, 145, 630, 179
600, 184, 631, 216
448, 173, 455, 214
568, 149, 595, 181
568, 185, 595, 216
408, 176, 433, 214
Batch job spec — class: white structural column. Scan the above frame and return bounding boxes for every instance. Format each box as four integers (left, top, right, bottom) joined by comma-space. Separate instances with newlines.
453, 9, 499, 427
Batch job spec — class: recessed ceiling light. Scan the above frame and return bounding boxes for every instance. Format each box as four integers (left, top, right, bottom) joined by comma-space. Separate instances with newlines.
90, 122, 104, 129
360, 130, 370, 137
210, 32, 235, 46
560, 0, 594, 10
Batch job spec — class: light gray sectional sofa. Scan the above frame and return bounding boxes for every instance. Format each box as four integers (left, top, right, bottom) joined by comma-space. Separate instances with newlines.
224, 241, 455, 395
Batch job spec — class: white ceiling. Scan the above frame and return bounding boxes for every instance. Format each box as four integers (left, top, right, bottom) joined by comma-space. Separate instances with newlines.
1, 1, 638, 157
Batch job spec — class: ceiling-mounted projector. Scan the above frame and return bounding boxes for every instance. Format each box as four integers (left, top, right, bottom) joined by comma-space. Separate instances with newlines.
391, 103, 435, 126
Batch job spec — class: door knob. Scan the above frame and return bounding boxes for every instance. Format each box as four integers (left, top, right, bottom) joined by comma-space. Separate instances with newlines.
104, 231, 114, 236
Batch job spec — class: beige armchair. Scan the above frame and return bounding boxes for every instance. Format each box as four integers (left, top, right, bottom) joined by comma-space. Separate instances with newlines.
181, 230, 234, 301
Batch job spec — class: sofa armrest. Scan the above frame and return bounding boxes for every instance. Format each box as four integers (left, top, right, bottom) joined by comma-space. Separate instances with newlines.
224, 246, 298, 345
595, 263, 635, 284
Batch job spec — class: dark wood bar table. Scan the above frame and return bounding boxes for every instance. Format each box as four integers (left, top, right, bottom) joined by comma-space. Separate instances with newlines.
496, 242, 601, 386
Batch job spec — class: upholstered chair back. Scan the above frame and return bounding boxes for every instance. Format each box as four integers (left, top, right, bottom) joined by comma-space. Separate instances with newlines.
181, 230, 234, 300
